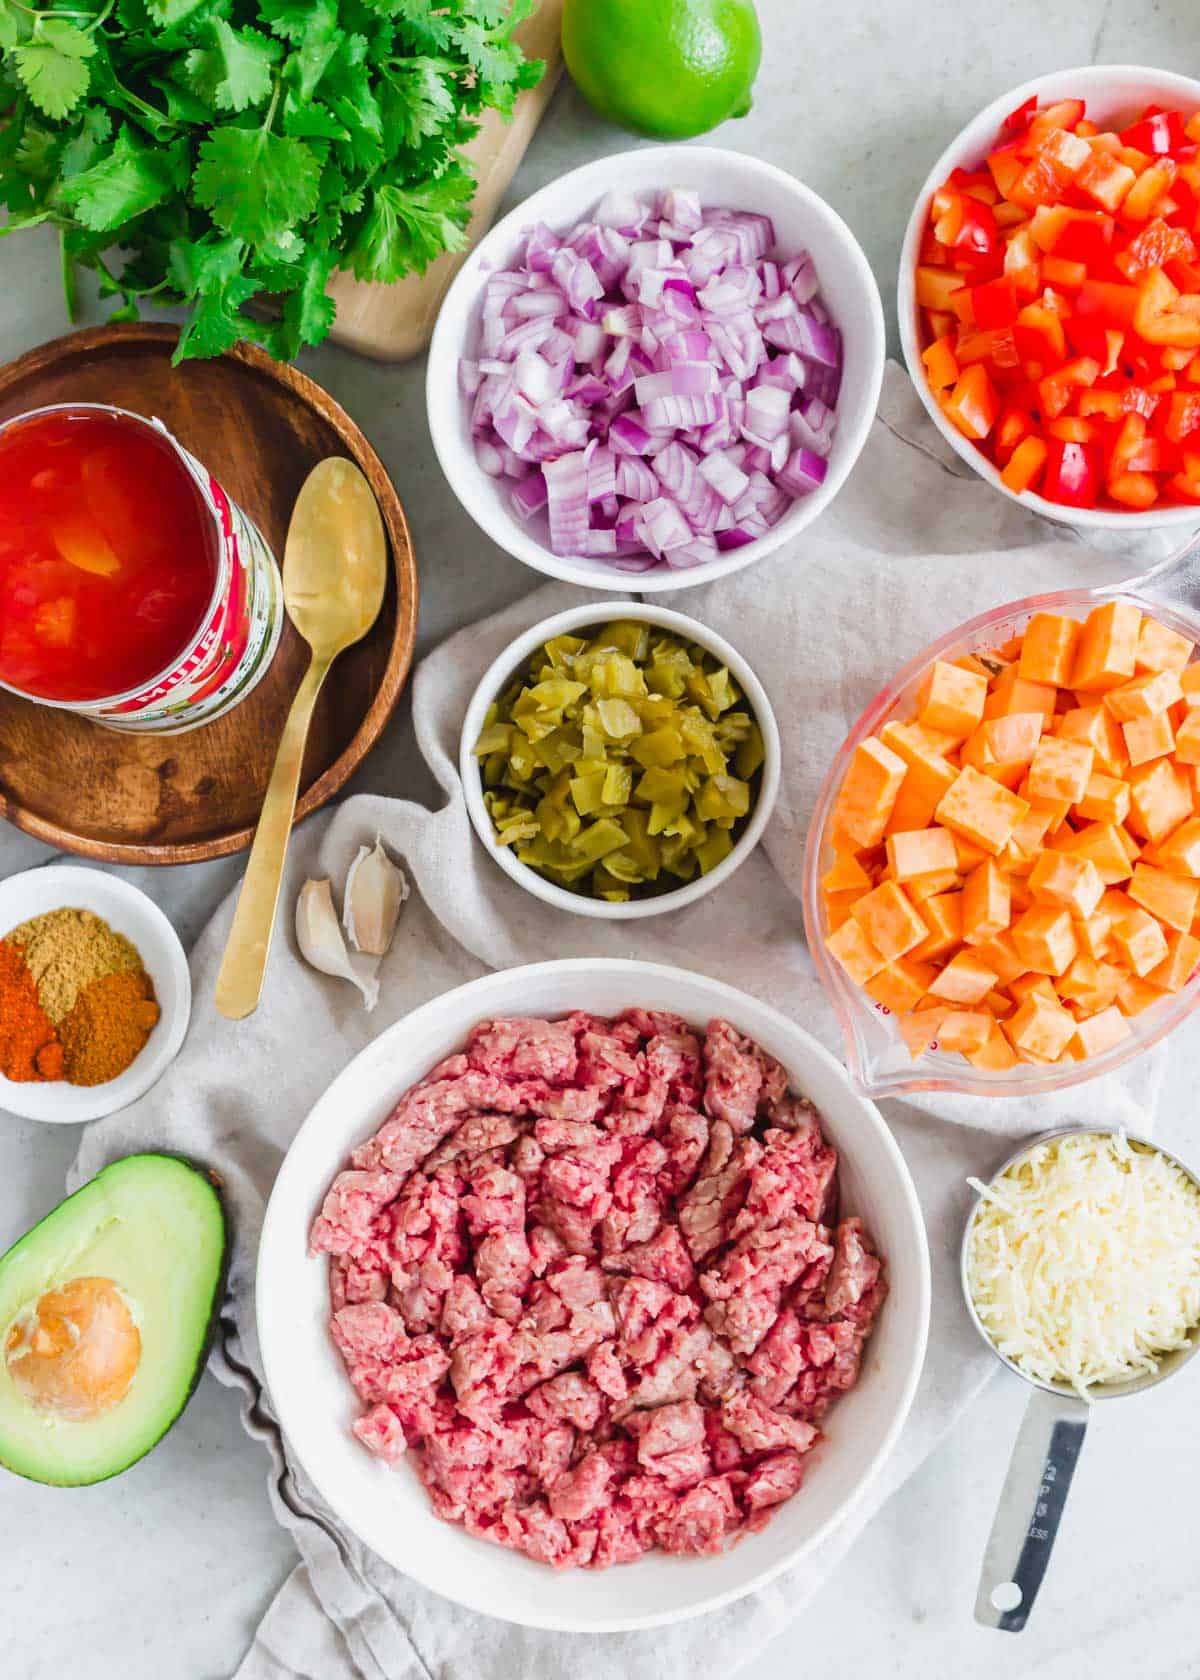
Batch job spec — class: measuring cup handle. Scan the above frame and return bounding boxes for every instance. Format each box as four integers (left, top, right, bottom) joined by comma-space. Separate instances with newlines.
1131, 528, 1200, 618
975, 1386, 1089, 1632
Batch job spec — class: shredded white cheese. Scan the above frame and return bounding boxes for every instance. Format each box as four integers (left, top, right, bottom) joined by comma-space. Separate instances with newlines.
966, 1132, 1200, 1397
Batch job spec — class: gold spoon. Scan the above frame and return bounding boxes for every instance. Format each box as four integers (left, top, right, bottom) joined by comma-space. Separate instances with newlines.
215, 458, 387, 1020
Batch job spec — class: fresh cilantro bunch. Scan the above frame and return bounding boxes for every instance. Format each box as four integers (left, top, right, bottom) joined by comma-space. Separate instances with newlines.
0, 0, 543, 360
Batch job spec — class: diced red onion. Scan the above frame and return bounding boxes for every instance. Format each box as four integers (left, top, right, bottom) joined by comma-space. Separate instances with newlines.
464, 188, 842, 567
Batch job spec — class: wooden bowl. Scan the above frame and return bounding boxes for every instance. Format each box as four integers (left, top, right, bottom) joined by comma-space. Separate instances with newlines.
0, 324, 418, 865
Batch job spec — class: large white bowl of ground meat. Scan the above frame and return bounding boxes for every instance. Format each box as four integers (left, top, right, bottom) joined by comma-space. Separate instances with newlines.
257, 960, 929, 1632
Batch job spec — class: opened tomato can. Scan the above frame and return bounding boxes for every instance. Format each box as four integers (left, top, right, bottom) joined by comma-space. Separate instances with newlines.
0, 403, 284, 735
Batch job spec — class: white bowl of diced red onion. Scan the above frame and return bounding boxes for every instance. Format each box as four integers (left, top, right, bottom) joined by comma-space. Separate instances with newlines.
257, 960, 930, 1631
427, 147, 886, 590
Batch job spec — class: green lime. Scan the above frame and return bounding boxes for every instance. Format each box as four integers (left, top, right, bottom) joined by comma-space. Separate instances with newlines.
562, 0, 762, 141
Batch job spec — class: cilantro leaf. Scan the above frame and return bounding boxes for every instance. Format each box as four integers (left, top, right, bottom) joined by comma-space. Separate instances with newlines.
184, 20, 280, 112
193, 122, 321, 245
347, 169, 473, 282
380, 0, 454, 52
0, 1, 34, 52
378, 59, 454, 148
172, 271, 261, 360
13, 19, 95, 120
168, 231, 245, 295
259, 0, 335, 42
58, 127, 188, 231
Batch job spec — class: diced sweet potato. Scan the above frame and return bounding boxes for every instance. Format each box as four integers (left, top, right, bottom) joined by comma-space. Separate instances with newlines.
1074, 908, 1113, 960
1005, 990, 1078, 1060
984, 711, 1044, 766
1127, 759, 1194, 842
826, 917, 887, 984
1156, 815, 1200, 875
1058, 703, 1128, 774
884, 777, 940, 834
1110, 906, 1170, 977
907, 894, 961, 967
1173, 708, 1200, 765
1128, 862, 1200, 933
897, 1007, 951, 1058
1123, 709, 1175, 767
1019, 613, 1082, 686
851, 881, 929, 961
866, 958, 937, 1013
880, 718, 957, 767
1073, 1006, 1132, 1058
1012, 903, 1079, 975
823, 852, 873, 893
928, 949, 999, 1004
1104, 669, 1184, 721
1028, 736, 1095, 804
962, 858, 1011, 945
935, 766, 1030, 855
936, 1011, 992, 1053
1147, 930, 1200, 992
1137, 618, 1193, 673
1072, 600, 1142, 691
967, 1023, 1020, 1069
1116, 972, 1165, 1016
832, 737, 907, 850
1028, 850, 1105, 919
1058, 955, 1123, 1014
917, 660, 988, 738
905, 867, 961, 903
1075, 771, 1130, 825
975, 929, 1026, 986
822, 889, 862, 932
886, 827, 958, 881
984, 669, 1057, 721
1061, 822, 1136, 883
1009, 973, 1058, 1004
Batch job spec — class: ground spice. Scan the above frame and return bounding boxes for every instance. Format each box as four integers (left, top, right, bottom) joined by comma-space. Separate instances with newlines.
9, 908, 141, 1026
0, 939, 61, 1083
57, 969, 160, 1087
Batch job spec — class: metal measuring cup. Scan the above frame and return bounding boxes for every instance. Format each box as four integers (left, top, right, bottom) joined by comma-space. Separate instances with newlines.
960, 1125, 1200, 1632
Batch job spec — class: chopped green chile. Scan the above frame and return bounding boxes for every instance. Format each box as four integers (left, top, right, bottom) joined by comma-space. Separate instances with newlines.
475, 620, 764, 901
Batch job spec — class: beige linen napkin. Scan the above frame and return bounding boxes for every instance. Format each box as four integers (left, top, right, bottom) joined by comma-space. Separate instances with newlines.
69, 365, 1175, 1679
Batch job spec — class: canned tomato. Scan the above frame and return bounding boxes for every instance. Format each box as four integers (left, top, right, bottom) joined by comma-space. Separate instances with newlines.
0, 403, 283, 735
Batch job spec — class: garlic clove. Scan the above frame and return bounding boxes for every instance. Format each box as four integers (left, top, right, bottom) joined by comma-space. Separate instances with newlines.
296, 878, 380, 1011
343, 837, 409, 958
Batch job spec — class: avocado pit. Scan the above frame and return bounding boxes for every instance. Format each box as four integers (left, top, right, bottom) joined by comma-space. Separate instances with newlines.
6, 1276, 141, 1423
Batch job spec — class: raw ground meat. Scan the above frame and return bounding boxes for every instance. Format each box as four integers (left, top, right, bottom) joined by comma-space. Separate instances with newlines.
313, 1012, 886, 1572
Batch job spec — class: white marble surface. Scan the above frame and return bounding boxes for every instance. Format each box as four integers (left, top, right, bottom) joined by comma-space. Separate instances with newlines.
4, 2, 1200, 1674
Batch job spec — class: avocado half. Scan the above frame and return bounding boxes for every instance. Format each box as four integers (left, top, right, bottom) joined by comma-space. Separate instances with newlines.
0, 1154, 228, 1487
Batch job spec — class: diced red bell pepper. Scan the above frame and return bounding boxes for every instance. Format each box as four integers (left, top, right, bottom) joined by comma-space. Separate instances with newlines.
1134, 268, 1200, 347
1076, 151, 1137, 212
1121, 110, 1191, 157
1038, 355, 1101, 419
934, 194, 1000, 270
1123, 158, 1178, 222
1043, 437, 1100, 505
1075, 278, 1140, 329
1164, 390, 1200, 441
971, 278, 1019, 328
1015, 300, 1068, 362
956, 325, 1020, 369
1030, 205, 1114, 255
1028, 99, 1087, 148
1115, 217, 1196, 280
1004, 95, 1038, 133
1010, 157, 1067, 212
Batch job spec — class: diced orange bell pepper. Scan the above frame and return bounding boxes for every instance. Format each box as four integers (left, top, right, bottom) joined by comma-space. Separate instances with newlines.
942, 365, 999, 441
1134, 268, 1200, 348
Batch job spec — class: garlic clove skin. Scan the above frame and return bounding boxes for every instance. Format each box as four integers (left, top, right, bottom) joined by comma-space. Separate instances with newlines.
296, 878, 380, 1011
343, 837, 409, 958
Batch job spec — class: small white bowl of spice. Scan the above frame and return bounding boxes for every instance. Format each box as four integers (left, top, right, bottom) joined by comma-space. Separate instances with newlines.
0, 865, 190, 1124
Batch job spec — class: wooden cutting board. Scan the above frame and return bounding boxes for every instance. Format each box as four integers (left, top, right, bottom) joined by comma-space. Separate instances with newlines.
327, 0, 565, 362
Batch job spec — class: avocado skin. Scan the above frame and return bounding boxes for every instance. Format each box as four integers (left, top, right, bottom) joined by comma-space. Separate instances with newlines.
0, 1153, 230, 1487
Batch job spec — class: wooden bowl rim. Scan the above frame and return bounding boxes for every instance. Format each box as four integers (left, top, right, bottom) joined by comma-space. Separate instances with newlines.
0, 323, 419, 866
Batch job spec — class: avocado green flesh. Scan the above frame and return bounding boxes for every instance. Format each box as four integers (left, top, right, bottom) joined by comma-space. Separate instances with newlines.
0, 1154, 227, 1487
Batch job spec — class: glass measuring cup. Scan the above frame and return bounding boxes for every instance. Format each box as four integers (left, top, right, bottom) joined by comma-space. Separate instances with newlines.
802, 535, 1200, 1099
959, 1125, 1200, 1632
